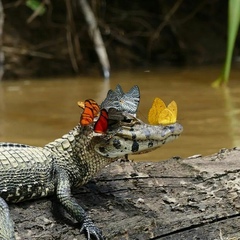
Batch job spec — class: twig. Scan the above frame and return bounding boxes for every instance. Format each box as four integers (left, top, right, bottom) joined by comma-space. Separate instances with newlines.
66, 0, 79, 72
27, 0, 49, 24
2, 46, 53, 59
147, 0, 183, 56
3, 0, 23, 9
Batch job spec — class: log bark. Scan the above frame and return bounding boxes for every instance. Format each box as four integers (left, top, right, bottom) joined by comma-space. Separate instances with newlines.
10, 147, 240, 239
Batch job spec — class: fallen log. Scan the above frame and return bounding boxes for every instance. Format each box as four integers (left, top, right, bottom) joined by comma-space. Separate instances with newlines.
10, 147, 240, 239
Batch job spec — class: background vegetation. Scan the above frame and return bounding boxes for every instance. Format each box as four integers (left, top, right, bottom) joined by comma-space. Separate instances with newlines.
2, 0, 230, 79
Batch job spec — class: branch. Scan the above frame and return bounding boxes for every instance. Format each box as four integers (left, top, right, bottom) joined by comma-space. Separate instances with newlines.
78, 0, 110, 79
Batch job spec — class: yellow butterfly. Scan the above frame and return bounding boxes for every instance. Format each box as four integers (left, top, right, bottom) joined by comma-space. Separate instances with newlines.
148, 98, 177, 125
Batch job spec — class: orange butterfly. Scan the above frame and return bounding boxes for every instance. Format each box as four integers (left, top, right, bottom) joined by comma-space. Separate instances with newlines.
94, 109, 108, 133
78, 99, 100, 126
148, 98, 177, 125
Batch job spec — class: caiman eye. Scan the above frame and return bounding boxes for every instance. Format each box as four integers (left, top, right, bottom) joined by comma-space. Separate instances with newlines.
122, 118, 132, 123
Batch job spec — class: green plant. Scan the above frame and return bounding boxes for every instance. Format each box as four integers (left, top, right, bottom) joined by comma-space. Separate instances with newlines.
212, 0, 240, 87
25, 0, 46, 16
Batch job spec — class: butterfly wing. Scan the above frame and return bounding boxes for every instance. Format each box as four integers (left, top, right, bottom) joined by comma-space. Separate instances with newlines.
100, 89, 120, 111
85, 99, 100, 117
94, 109, 108, 133
158, 108, 176, 124
80, 99, 100, 126
80, 108, 94, 126
126, 85, 140, 99
108, 108, 125, 121
148, 98, 166, 125
167, 100, 177, 123
100, 85, 140, 114
114, 84, 124, 97
148, 106, 158, 125
119, 85, 140, 114
77, 101, 85, 109
106, 108, 123, 131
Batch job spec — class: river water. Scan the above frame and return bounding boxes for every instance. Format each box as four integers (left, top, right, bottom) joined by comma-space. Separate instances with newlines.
0, 66, 240, 161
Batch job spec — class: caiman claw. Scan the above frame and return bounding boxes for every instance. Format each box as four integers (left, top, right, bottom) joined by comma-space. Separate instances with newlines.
80, 217, 105, 240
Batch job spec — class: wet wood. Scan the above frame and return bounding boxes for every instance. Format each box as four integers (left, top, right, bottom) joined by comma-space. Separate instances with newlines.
10, 148, 240, 239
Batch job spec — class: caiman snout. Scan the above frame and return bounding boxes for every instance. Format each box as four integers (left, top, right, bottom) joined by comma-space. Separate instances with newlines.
94, 121, 183, 158
160, 123, 183, 138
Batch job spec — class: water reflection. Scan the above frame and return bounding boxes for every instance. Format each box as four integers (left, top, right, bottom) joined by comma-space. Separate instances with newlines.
0, 66, 240, 161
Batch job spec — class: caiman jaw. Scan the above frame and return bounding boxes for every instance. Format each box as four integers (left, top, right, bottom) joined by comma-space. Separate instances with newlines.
94, 122, 183, 158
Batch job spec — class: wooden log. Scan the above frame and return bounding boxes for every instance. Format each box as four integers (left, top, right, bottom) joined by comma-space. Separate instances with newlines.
10, 147, 240, 239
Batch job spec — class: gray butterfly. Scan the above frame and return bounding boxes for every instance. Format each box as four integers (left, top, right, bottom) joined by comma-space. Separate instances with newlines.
101, 85, 140, 115
119, 85, 140, 114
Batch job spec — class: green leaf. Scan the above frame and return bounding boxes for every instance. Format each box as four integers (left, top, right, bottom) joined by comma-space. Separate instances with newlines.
26, 0, 46, 16
212, 0, 240, 87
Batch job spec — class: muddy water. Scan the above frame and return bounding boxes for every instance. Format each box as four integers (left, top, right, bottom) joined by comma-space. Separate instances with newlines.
0, 66, 240, 161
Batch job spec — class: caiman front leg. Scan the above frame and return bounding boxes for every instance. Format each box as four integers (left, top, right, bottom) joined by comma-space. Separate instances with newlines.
0, 197, 15, 240
56, 169, 104, 240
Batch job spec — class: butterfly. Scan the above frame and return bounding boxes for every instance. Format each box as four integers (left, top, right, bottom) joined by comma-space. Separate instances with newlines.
94, 108, 125, 134
119, 85, 140, 114
100, 85, 140, 115
94, 109, 108, 133
148, 97, 177, 125
78, 99, 100, 126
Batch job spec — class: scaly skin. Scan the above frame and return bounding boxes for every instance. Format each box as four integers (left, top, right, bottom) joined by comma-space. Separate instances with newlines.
0, 109, 183, 239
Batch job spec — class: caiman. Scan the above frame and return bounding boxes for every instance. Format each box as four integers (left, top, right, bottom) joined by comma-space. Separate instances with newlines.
0, 85, 183, 240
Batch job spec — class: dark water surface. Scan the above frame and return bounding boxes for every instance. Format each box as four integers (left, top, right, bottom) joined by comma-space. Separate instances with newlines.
1, 66, 240, 161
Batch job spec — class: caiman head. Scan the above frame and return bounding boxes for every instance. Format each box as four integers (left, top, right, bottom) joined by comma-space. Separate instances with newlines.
84, 85, 183, 159
94, 120, 183, 158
